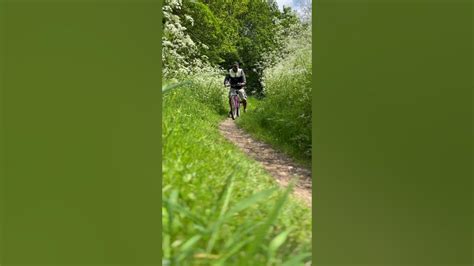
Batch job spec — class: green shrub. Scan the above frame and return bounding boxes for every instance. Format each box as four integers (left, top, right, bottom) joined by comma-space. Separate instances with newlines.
237, 27, 312, 166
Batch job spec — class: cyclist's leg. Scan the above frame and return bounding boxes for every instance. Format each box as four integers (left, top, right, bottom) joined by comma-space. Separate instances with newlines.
239, 88, 248, 112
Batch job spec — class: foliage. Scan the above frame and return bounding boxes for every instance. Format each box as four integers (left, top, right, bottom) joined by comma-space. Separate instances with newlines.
237, 25, 312, 166
180, 1, 227, 65
162, 0, 213, 78
162, 0, 302, 96
162, 79, 312, 265
233, 0, 282, 95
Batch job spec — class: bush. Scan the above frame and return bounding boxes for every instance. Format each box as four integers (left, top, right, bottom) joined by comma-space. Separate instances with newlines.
238, 26, 312, 166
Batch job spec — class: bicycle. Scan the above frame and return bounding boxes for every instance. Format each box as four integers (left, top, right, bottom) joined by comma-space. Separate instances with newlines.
225, 83, 243, 120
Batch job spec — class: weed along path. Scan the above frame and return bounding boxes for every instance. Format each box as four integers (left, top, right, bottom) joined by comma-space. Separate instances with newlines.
219, 118, 312, 207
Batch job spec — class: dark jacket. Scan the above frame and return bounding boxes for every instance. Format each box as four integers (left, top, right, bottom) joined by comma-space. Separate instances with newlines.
224, 68, 246, 89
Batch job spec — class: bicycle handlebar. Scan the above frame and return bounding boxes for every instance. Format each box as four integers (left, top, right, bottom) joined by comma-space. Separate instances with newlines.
225, 83, 245, 88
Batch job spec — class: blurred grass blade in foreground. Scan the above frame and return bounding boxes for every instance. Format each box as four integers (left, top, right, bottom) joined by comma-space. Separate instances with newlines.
162, 80, 192, 94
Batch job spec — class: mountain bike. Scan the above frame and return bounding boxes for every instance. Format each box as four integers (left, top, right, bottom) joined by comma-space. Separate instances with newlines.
229, 87, 241, 120
225, 83, 243, 120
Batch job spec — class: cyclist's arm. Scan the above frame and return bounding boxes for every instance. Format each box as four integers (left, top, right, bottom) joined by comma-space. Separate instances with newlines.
224, 74, 230, 86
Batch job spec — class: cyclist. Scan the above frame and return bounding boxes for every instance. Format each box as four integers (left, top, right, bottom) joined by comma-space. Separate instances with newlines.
224, 62, 247, 116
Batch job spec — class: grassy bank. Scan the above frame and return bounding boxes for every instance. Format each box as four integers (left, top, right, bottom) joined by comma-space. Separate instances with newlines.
236, 97, 311, 168
236, 81, 312, 168
162, 79, 311, 265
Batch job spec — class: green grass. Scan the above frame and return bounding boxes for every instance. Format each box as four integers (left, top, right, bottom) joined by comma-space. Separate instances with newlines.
237, 98, 311, 169
162, 79, 312, 265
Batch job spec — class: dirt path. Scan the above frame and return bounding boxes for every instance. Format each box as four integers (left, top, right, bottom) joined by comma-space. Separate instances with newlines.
219, 118, 312, 207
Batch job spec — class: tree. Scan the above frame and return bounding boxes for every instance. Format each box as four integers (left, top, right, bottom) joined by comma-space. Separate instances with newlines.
234, 0, 282, 95
181, 1, 237, 65
162, 0, 304, 94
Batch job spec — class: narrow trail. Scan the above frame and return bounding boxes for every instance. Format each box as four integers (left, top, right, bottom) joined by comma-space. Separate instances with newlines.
219, 118, 312, 207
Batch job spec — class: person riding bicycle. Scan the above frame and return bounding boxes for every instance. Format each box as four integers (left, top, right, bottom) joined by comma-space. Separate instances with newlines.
224, 62, 247, 116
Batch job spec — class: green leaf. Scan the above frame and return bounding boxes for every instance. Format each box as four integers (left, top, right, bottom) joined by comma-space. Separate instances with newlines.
179, 235, 202, 253
269, 230, 290, 254
281, 252, 312, 266
176, 235, 203, 262
162, 80, 192, 94
224, 187, 276, 219
206, 169, 236, 253
248, 180, 294, 255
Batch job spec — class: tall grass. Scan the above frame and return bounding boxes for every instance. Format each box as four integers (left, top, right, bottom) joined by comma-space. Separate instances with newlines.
162, 77, 312, 265
237, 28, 312, 166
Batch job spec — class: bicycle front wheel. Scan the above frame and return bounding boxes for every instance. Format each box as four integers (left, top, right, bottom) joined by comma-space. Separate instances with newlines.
231, 95, 238, 120
236, 99, 241, 117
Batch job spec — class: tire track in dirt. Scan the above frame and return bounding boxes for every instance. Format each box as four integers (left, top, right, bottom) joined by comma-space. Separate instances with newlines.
219, 118, 312, 207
